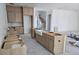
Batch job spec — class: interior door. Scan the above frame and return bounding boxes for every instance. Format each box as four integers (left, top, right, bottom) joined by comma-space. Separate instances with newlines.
23, 16, 31, 34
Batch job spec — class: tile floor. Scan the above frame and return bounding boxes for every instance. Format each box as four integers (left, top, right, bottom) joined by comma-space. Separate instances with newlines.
21, 34, 79, 55
22, 34, 52, 55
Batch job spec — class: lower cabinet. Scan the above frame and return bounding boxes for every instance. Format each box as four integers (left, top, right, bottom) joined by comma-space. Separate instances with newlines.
31, 28, 36, 38
36, 32, 64, 55
42, 33, 54, 53
36, 34, 42, 44
43, 34, 49, 48
53, 36, 64, 54
48, 36, 54, 53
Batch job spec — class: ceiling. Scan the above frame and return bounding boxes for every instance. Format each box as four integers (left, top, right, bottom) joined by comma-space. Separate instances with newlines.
8, 3, 79, 11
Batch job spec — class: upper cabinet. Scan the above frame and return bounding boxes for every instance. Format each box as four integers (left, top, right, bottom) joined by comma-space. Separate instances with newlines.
6, 5, 22, 23
23, 7, 33, 16
7, 6, 33, 23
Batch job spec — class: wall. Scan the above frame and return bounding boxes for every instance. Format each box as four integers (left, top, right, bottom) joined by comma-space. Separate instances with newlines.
37, 11, 47, 30
33, 7, 51, 30
0, 3, 8, 47
33, 8, 38, 28
50, 9, 79, 32
77, 12, 79, 30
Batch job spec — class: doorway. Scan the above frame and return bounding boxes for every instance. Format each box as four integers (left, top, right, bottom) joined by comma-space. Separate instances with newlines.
23, 16, 32, 34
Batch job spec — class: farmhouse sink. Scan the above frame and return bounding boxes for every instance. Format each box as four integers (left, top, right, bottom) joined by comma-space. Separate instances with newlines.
35, 29, 43, 36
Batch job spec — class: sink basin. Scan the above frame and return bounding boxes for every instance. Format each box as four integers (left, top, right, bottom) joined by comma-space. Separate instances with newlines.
35, 30, 43, 36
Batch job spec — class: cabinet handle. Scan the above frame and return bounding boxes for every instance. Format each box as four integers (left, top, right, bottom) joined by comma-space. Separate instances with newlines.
58, 40, 61, 42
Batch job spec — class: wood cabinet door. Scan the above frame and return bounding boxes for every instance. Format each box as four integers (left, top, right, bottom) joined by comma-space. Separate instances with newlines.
38, 35, 42, 43
36, 34, 41, 43
44, 34, 49, 49
54, 36, 64, 54
7, 5, 22, 23
36, 34, 39, 41
15, 7, 22, 23
7, 6, 16, 23
41, 36, 44, 45
48, 36, 54, 52
23, 7, 33, 16
31, 28, 35, 38
42, 33, 45, 46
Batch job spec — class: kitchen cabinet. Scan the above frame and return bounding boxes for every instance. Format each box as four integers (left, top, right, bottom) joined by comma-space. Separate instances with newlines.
36, 34, 42, 43
48, 36, 54, 52
7, 5, 22, 23
23, 7, 33, 16
43, 32, 64, 54
15, 7, 22, 23
42, 33, 49, 49
36, 32, 64, 55
53, 36, 64, 54
31, 28, 36, 38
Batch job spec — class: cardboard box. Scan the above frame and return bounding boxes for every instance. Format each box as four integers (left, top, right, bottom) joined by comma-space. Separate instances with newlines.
3, 34, 23, 49
4, 35, 23, 42
8, 27, 20, 35
4, 35, 19, 42
15, 26, 23, 34
8, 30, 18, 35
0, 44, 27, 55
3, 41, 24, 49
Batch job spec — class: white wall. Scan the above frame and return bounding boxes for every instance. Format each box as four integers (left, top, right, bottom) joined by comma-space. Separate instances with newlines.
23, 16, 31, 34
33, 8, 38, 28
33, 7, 51, 30
77, 13, 79, 30
0, 3, 8, 47
50, 9, 79, 32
